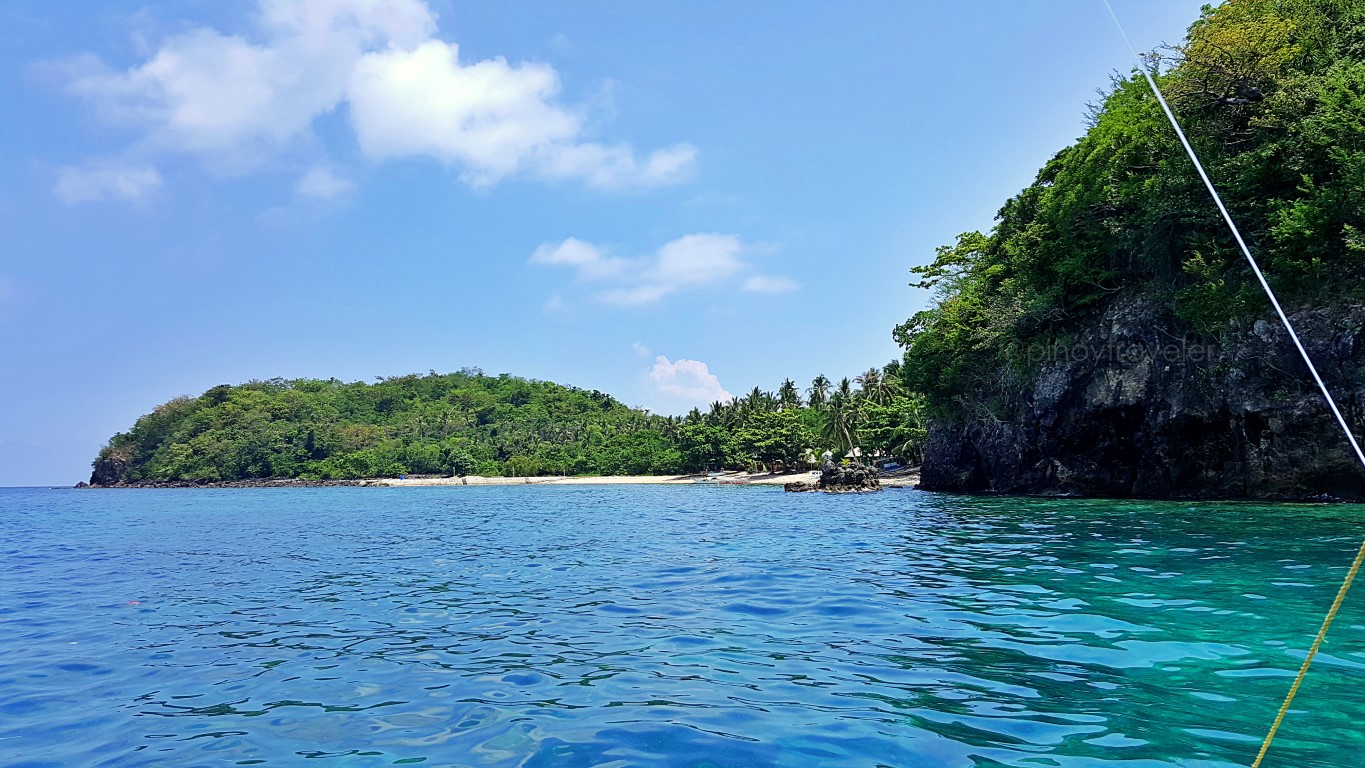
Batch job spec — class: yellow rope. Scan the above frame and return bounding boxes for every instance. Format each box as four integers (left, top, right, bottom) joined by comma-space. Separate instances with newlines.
1096, 3, 1365, 763
1250, 537, 1365, 768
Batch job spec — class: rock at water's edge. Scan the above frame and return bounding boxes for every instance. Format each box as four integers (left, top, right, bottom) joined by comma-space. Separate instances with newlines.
90, 450, 132, 487
786, 462, 882, 493
921, 297, 1365, 500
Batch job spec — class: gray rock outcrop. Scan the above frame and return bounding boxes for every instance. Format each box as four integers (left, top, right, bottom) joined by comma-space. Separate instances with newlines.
920, 298, 1365, 499
787, 462, 882, 493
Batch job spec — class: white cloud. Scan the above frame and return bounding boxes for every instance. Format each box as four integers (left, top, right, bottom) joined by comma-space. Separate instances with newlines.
742, 275, 799, 294
631, 341, 652, 357
54, 162, 162, 203
530, 237, 626, 280
348, 43, 693, 188
67, 0, 435, 164
647, 355, 733, 412
537, 142, 696, 189
64, 0, 694, 187
654, 234, 744, 286
295, 166, 354, 199
531, 233, 788, 306
348, 40, 580, 186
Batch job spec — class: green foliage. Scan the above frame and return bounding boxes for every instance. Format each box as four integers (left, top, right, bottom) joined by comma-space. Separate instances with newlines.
897, 0, 1365, 418
672, 364, 927, 471
94, 362, 935, 483
94, 370, 677, 483
860, 394, 929, 466
676, 423, 733, 471
733, 410, 815, 468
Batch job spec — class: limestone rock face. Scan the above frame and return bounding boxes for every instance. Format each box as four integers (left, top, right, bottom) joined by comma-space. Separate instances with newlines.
920, 298, 1365, 500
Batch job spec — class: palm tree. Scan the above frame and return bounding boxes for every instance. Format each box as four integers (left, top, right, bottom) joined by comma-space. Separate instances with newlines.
881, 360, 905, 399
836, 377, 854, 400
808, 374, 831, 410
743, 387, 778, 414
820, 390, 857, 452
659, 415, 682, 439
858, 366, 899, 405
778, 378, 801, 409
724, 399, 741, 426
746, 386, 764, 413
855, 367, 881, 401
831, 378, 868, 456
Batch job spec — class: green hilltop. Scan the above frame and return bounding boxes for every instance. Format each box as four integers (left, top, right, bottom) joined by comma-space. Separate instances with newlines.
90, 369, 925, 485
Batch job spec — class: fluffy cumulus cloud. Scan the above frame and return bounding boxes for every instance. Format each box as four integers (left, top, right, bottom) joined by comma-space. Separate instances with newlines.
53, 162, 162, 204
646, 356, 733, 413
63, 0, 694, 188
531, 233, 797, 306
347, 41, 577, 185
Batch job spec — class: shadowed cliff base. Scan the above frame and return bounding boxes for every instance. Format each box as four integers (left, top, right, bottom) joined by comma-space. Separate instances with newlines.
919, 299, 1365, 501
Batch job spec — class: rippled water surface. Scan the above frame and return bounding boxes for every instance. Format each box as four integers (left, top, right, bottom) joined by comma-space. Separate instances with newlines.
3, 486, 1365, 767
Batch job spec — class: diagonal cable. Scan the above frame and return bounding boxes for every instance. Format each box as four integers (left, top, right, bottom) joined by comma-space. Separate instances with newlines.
1101, 2, 1365, 765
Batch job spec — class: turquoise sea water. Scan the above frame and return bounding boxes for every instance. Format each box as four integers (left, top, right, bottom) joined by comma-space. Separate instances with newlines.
2, 487, 1364, 767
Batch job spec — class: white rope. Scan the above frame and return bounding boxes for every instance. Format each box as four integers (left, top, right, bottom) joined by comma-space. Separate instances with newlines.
1101, 0, 1365, 472
1102, 4, 1365, 765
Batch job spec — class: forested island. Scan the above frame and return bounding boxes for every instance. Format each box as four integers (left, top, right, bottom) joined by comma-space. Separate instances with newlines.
90, 0, 1365, 498
89, 369, 925, 486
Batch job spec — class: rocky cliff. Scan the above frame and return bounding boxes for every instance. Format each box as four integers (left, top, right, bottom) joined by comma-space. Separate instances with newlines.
919, 298, 1365, 500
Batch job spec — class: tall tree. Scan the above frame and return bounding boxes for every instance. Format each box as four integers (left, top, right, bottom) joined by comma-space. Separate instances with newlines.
808, 374, 831, 410
778, 378, 801, 409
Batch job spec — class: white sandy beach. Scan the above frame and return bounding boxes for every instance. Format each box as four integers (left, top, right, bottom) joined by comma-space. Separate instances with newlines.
367, 469, 920, 489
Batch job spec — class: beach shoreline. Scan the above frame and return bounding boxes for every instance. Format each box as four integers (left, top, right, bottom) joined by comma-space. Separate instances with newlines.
374, 469, 920, 488
81, 468, 921, 490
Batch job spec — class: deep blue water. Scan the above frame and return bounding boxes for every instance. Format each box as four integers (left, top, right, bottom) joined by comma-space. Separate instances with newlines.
2, 486, 1364, 767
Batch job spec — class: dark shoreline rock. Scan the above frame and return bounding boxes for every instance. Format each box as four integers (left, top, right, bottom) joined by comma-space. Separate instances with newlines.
82, 478, 376, 489
786, 463, 882, 493
921, 297, 1365, 501
89, 452, 132, 487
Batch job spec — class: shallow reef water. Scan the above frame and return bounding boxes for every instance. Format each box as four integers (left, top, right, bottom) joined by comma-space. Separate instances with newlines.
2, 485, 1364, 766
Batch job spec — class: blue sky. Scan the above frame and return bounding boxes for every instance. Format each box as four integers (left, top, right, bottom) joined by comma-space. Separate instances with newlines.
0, 0, 1209, 486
